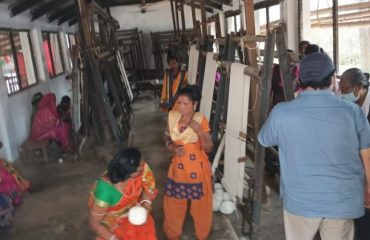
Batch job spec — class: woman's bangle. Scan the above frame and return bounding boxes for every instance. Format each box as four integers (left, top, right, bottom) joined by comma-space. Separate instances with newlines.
165, 140, 173, 149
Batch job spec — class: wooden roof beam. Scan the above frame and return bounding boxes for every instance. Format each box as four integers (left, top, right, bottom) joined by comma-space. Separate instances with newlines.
31, 0, 73, 21
69, 18, 78, 26
198, 0, 222, 10
187, 2, 213, 13
254, 0, 282, 10
48, 4, 75, 22
105, 0, 163, 7
9, 0, 47, 17
58, 10, 76, 25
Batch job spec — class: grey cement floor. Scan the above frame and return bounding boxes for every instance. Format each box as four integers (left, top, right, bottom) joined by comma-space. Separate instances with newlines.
0, 93, 285, 240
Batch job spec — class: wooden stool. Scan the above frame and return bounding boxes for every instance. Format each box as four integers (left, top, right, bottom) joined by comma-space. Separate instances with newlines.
20, 138, 49, 165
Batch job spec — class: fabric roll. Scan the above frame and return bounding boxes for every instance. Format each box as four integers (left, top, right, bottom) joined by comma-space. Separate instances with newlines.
187, 45, 199, 85
199, 52, 218, 120
222, 63, 251, 200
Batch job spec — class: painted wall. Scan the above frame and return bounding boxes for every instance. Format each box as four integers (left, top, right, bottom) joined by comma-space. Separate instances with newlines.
0, 3, 77, 161
111, 1, 201, 69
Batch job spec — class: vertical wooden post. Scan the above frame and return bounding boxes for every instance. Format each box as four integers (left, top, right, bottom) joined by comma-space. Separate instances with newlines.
332, 0, 338, 70
174, 0, 181, 36
252, 31, 275, 226
191, 0, 197, 31
200, 0, 208, 47
276, 27, 295, 101
266, 6, 270, 32
180, 0, 186, 33
215, 13, 221, 38
170, 0, 177, 34
298, 0, 302, 42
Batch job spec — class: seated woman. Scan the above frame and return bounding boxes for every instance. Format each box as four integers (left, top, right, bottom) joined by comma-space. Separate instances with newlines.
31, 93, 72, 151
89, 148, 158, 240
57, 96, 71, 125
0, 140, 30, 227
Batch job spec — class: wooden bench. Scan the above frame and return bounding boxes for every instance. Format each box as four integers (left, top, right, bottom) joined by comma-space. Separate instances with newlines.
20, 138, 49, 165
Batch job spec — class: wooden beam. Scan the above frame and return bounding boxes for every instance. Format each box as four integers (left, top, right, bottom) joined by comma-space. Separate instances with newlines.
252, 31, 275, 225
105, 0, 162, 6
224, 9, 241, 18
170, 0, 178, 34
254, 0, 282, 11
191, 0, 197, 30
9, 0, 46, 17
180, 0, 186, 32
31, 0, 72, 21
333, 0, 338, 70
69, 18, 78, 26
200, 0, 208, 46
211, 0, 232, 5
58, 10, 76, 25
199, 0, 223, 10
175, 0, 181, 36
188, 3, 213, 13
48, 4, 75, 22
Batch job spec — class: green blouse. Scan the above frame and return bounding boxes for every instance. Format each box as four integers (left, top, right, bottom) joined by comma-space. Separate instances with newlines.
94, 178, 122, 207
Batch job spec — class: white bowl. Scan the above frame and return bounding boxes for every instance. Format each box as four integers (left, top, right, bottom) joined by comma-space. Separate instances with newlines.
215, 188, 223, 196
213, 198, 221, 212
222, 192, 232, 201
213, 192, 223, 202
128, 206, 148, 225
214, 183, 223, 190
220, 201, 235, 214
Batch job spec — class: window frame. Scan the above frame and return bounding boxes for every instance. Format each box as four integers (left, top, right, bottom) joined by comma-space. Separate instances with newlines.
0, 28, 39, 95
42, 31, 65, 79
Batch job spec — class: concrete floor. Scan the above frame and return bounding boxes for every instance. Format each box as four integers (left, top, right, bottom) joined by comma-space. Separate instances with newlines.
0, 93, 285, 240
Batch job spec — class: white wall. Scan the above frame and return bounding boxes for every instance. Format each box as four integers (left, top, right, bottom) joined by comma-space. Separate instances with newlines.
111, 1, 201, 69
0, 3, 77, 161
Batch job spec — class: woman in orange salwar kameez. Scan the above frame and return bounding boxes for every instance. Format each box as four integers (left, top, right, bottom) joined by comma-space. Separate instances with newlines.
163, 86, 213, 240
160, 55, 188, 112
89, 148, 158, 240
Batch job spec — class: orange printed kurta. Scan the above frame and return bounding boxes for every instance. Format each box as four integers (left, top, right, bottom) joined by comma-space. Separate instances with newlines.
160, 70, 188, 112
163, 111, 213, 240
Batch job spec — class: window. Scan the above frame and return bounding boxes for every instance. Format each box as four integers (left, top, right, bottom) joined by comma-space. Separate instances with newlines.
338, 0, 370, 73
255, 4, 281, 35
65, 33, 77, 68
305, 0, 370, 74
309, 0, 334, 64
42, 32, 64, 77
0, 30, 38, 95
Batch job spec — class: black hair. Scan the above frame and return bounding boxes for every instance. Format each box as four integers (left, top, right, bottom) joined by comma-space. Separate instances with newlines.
299, 41, 310, 48
167, 55, 178, 64
300, 70, 335, 90
341, 68, 367, 88
304, 44, 321, 56
61, 96, 71, 105
178, 85, 201, 103
107, 148, 142, 184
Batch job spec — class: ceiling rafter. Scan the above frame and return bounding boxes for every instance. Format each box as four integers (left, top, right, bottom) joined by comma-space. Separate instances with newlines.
31, 0, 73, 21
